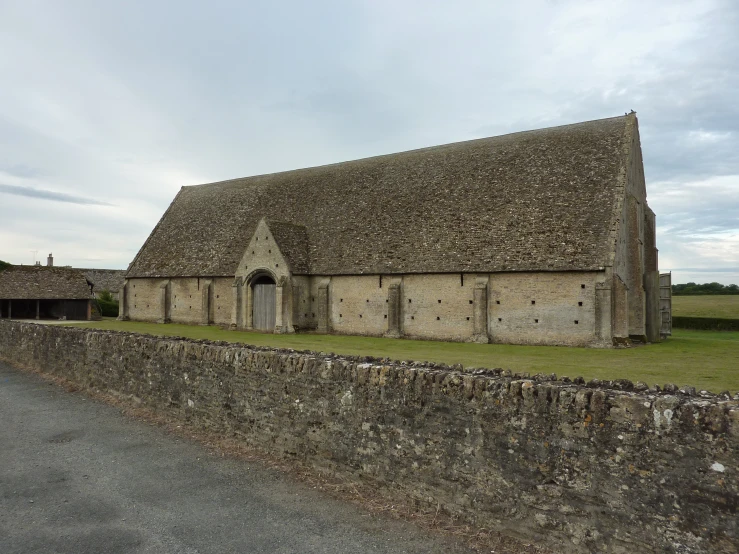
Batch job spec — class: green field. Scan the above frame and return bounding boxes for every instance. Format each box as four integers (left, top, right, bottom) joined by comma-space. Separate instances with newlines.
672, 295, 739, 319
68, 320, 739, 393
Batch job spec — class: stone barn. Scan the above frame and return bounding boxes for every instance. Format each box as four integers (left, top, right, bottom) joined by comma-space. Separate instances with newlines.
0, 265, 96, 320
122, 113, 660, 346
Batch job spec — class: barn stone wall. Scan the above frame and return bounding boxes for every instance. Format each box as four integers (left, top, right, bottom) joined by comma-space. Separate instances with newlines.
0, 321, 736, 554
316, 271, 604, 345
124, 278, 166, 322
170, 278, 204, 325
211, 278, 233, 326
489, 272, 600, 346
612, 118, 658, 342
124, 270, 611, 346
329, 275, 390, 337
290, 275, 314, 330
401, 274, 476, 341
125, 277, 233, 326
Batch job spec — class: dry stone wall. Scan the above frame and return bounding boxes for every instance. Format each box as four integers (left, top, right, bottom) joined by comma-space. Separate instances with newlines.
1, 320, 736, 554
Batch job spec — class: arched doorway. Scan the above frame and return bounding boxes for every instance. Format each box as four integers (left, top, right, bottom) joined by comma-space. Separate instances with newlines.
252, 274, 276, 331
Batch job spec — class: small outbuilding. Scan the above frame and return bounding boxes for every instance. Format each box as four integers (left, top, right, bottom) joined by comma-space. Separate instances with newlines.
0, 265, 96, 320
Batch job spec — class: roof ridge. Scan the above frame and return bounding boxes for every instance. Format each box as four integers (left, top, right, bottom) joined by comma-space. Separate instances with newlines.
184, 114, 630, 189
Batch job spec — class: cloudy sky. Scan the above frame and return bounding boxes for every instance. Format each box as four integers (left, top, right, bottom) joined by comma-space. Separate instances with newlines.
0, 0, 737, 284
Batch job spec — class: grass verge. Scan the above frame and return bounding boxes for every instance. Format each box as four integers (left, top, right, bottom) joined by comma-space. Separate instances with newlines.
672, 295, 739, 318
68, 319, 739, 393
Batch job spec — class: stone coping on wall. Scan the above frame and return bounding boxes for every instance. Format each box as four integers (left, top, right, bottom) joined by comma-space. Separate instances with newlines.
12, 321, 735, 399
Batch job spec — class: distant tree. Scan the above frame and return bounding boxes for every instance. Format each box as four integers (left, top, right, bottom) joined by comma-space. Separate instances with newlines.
0, 260, 10, 271
98, 290, 115, 303
97, 290, 120, 317
672, 282, 739, 295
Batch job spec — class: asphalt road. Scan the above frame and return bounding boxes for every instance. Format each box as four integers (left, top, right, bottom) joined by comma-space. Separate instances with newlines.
0, 362, 475, 554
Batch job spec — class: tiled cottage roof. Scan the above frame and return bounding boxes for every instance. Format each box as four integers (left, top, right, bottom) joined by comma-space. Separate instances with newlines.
75, 269, 126, 293
127, 114, 636, 277
0, 266, 93, 300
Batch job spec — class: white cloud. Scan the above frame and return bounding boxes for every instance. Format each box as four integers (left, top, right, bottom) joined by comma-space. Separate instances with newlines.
686, 130, 733, 144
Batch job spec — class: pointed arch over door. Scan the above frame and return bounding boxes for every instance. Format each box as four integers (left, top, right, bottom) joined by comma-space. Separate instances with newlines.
252, 275, 276, 331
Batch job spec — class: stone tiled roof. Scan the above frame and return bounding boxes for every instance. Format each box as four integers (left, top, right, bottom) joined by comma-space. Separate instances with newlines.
75, 269, 127, 293
0, 266, 93, 300
127, 114, 636, 277
266, 220, 310, 274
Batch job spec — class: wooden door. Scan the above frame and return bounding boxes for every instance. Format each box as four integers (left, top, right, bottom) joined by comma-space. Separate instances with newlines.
659, 272, 672, 337
253, 282, 276, 331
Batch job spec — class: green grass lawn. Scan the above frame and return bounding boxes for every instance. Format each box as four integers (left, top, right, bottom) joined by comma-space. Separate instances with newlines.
672, 295, 739, 319
68, 319, 739, 393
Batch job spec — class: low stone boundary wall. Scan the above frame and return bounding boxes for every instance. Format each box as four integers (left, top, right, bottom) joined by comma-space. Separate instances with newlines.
0, 321, 737, 553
